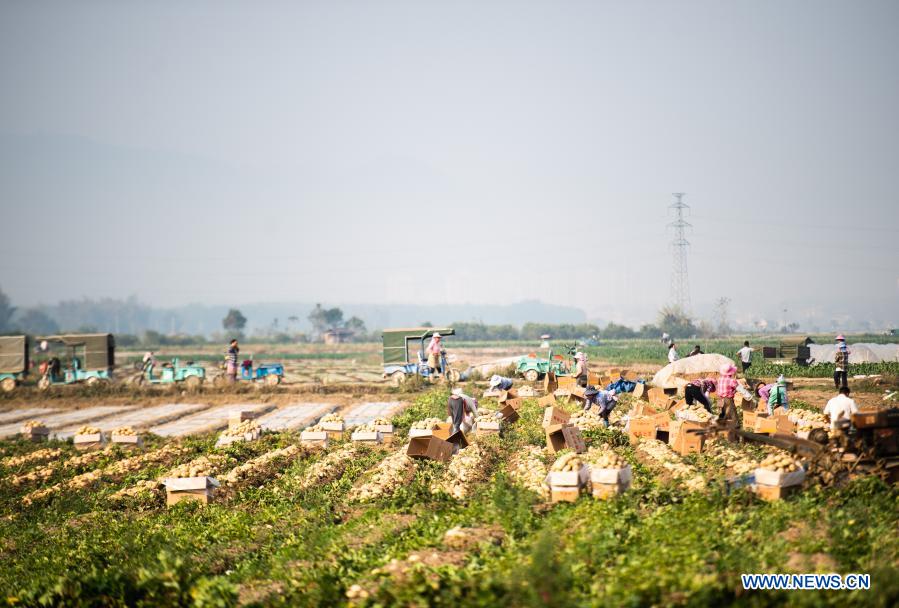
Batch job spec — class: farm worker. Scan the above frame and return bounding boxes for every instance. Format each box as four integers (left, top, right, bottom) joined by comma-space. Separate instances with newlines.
451, 387, 479, 432
583, 386, 618, 426
668, 342, 679, 364
766, 375, 789, 415
823, 386, 859, 431
716, 363, 739, 424
833, 335, 850, 390
226, 339, 239, 383
142, 351, 156, 377
737, 341, 754, 373
687, 345, 703, 357
426, 333, 443, 376
447, 390, 476, 436
573, 352, 589, 388
685, 377, 716, 412
489, 375, 514, 391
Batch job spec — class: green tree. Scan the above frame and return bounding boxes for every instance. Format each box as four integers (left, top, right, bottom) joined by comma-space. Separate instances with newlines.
308, 304, 344, 338
13, 308, 59, 334
222, 309, 247, 334
0, 286, 15, 333
601, 322, 637, 339
657, 305, 698, 339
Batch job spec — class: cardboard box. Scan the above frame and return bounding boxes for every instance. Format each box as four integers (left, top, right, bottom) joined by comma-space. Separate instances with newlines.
374, 424, 395, 434
633, 402, 661, 417
624, 370, 638, 382
591, 481, 628, 499
546, 464, 590, 488
351, 430, 383, 444
499, 403, 520, 423
320, 421, 345, 433
668, 420, 705, 455
628, 418, 660, 442
545, 424, 586, 454
550, 486, 581, 503
215, 431, 260, 447
587, 371, 604, 386
853, 410, 886, 428
111, 433, 143, 447
753, 415, 778, 435
556, 375, 577, 390
432, 422, 453, 440
228, 411, 256, 429
543, 372, 558, 393
164, 476, 219, 506
538, 394, 557, 408
774, 414, 795, 434
409, 428, 436, 438
590, 465, 633, 486
743, 410, 757, 430
542, 406, 571, 428
300, 430, 329, 447
754, 483, 801, 501
754, 467, 805, 487
498, 389, 519, 403
407, 435, 454, 463
74, 433, 107, 450
567, 386, 587, 404
632, 383, 649, 401
476, 420, 501, 434
22, 425, 50, 442
647, 388, 669, 408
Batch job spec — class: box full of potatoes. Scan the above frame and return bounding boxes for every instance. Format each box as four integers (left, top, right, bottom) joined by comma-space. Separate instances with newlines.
215, 420, 261, 447
350, 423, 383, 444
318, 413, 346, 440
110, 427, 143, 447
587, 450, 632, 499
544, 453, 590, 503
164, 476, 220, 506
300, 424, 330, 447
73, 426, 107, 450
21, 420, 50, 442
753, 453, 805, 501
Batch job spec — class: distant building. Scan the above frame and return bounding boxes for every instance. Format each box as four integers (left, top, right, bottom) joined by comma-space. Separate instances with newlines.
323, 328, 354, 345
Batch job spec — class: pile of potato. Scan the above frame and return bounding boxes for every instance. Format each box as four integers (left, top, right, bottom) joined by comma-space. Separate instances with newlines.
221, 420, 260, 438
411, 417, 443, 430
221, 445, 303, 485
431, 444, 492, 499
166, 454, 234, 479
76, 425, 102, 435
112, 427, 137, 436
759, 453, 801, 473
569, 409, 605, 430
372, 417, 391, 426
320, 413, 344, 424
507, 445, 549, 498
21, 420, 47, 431
304, 424, 324, 433
297, 445, 357, 489
683, 404, 714, 422
551, 452, 584, 473
349, 447, 414, 502
2, 447, 61, 468
585, 448, 627, 469
353, 422, 378, 433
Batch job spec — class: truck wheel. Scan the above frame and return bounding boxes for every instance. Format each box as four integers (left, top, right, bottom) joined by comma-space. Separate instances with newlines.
524, 369, 539, 382
265, 374, 281, 386
0, 378, 15, 393
391, 371, 406, 387
185, 375, 202, 389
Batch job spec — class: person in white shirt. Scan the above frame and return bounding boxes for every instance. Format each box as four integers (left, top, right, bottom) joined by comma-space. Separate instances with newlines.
823, 386, 859, 430
737, 341, 754, 373
668, 342, 679, 364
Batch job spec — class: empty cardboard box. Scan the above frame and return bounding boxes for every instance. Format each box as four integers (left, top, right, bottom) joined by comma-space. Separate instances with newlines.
542, 406, 571, 429
545, 424, 586, 454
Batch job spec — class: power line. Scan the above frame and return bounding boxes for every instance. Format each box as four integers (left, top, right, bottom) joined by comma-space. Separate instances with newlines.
668, 192, 691, 312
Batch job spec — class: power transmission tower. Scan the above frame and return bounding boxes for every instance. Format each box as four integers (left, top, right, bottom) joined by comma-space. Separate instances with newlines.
668, 193, 691, 312
715, 296, 731, 334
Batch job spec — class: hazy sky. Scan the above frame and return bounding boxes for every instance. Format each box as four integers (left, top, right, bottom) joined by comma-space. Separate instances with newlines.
1, 0, 897, 328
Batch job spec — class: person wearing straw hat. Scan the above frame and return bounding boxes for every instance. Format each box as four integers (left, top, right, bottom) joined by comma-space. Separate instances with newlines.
489, 375, 514, 391
426, 332, 443, 376
766, 375, 790, 415
716, 363, 739, 424
833, 335, 850, 390
584, 385, 618, 427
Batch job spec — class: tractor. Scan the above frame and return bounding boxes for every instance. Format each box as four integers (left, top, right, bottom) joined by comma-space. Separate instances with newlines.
36, 334, 115, 389
134, 357, 206, 388
515, 341, 577, 382
212, 357, 284, 386
382, 327, 461, 385
0, 335, 29, 393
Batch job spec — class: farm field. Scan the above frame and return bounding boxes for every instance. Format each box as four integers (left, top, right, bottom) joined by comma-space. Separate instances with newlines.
1, 380, 898, 606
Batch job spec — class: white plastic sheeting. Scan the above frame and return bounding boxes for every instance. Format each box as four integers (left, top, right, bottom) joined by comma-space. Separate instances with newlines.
651, 353, 736, 388
808, 343, 899, 365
